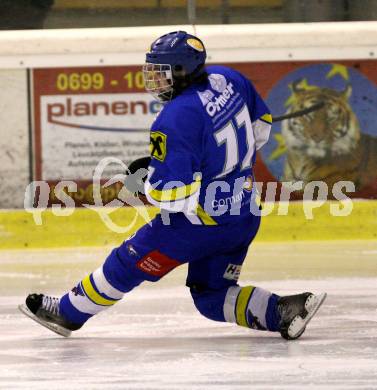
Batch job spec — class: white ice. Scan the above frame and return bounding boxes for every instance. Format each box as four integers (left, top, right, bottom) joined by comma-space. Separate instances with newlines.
0, 241, 376, 389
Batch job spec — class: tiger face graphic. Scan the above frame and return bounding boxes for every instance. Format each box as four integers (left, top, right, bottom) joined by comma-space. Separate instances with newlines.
282, 79, 377, 191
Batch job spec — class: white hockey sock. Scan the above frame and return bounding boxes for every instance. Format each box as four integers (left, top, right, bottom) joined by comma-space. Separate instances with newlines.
67, 266, 125, 316
223, 285, 273, 330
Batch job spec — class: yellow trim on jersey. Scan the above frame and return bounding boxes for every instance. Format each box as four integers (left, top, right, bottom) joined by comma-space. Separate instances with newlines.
196, 204, 217, 225
148, 177, 201, 202
235, 286, 255, 327
260, 113, 272, 124
81, 275, 117, 306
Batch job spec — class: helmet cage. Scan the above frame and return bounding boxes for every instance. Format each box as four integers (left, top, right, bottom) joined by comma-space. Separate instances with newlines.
142, 63, 174, 102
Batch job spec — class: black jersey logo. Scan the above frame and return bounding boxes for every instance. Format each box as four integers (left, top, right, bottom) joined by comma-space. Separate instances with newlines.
150, 131, 167, 162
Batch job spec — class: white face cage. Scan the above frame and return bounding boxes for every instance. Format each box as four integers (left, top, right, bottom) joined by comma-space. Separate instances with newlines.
142, 63, 174, 102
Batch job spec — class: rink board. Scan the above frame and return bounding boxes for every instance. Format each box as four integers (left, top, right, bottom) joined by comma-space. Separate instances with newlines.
0, 200, 376, 249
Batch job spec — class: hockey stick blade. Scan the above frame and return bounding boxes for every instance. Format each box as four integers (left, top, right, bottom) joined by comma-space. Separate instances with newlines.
18, 304, 72, 338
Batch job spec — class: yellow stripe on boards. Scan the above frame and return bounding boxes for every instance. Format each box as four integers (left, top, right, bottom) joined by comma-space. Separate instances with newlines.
148, 177, 201, 202
196, 204, 218, 225
81, 275, 117, 306
0, 201, 376, 249
235, 286, 254, 327
0, 207, 159, 249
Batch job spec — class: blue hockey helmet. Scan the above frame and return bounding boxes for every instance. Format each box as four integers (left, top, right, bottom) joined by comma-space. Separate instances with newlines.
143, 31, 207, 102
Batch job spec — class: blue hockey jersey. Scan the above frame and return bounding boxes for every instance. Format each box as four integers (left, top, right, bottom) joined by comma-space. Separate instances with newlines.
145, 65, 272, 225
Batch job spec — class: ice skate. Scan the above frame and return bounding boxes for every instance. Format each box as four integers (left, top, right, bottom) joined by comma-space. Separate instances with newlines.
278, 292, 327, 340
18, 294, 82, 337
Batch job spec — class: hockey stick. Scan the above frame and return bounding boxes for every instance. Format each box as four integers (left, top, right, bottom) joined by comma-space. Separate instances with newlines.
272, 101, 324, 122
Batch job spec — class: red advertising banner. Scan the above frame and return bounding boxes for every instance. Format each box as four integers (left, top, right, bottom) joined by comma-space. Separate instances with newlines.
32, 60, 377, 205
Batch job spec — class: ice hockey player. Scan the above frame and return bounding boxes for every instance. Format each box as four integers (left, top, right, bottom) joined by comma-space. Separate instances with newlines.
19, 31, 326, 340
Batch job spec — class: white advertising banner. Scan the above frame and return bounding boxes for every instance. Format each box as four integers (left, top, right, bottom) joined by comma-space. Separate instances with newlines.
39, 93, 157, 180
32, 66, 158, 205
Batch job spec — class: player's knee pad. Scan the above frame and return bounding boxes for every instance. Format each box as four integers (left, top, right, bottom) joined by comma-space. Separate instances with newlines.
189, 284, 229, 322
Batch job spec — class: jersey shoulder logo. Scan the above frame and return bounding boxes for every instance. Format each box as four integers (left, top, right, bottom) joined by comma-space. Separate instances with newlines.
150, 131, 167, 162
200, 73, 236, 117
208, 73, 227, 92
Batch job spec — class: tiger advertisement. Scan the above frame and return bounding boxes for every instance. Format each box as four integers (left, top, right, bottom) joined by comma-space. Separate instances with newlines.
236, 60, 377, 200
31, 60, 377, 206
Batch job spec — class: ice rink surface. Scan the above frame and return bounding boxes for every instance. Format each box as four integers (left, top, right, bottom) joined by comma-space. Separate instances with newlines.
0, 241, 376, 389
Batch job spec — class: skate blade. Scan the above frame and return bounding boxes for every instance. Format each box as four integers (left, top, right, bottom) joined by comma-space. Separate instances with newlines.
18, 304, 71, 338
287, 292, 327, 340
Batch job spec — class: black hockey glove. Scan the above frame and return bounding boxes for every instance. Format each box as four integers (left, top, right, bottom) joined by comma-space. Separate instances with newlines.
124, 156, 151, 196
